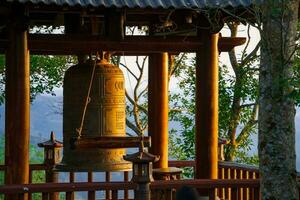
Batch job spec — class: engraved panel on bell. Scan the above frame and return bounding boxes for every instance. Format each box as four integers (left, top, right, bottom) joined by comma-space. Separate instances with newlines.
105, 78, 124, 95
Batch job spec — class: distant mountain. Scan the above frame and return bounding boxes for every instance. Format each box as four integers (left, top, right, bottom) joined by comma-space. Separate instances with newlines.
0, 94, 63, 143
0, 94, 299, 169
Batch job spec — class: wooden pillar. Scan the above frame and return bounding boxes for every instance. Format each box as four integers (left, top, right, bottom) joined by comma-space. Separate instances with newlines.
5, 5, 30, 199
195, 31, 219, 180
148, 53, 169, 169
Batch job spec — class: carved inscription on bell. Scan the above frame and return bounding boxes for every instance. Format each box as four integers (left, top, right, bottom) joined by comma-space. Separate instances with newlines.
105, 78, 124, 95
62, 59, 130, 171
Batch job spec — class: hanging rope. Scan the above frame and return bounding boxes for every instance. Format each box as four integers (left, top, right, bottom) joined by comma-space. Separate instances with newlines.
76, 56, 98, 138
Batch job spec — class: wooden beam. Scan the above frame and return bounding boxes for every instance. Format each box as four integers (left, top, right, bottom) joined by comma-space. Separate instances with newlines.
71, 136, 151, 149
195, 31, 219, 180
5, 6, 30, 200
105, 8, 125, 39
148, 53, 169, 169
0, 35, 245, 55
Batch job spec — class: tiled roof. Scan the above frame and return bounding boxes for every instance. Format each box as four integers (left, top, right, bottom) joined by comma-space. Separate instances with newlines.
7, 0, 261, 8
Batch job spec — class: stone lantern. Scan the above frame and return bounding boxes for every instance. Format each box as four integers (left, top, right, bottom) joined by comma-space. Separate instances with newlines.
123, 138, 159, 200
38, 131, 63, 167
38, 131, 63, 200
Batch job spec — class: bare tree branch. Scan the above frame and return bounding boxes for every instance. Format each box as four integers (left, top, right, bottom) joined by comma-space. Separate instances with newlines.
119, 63, 138, 80
132, 56, 146, 132
125, 90, 148, 115
227, 22, 239, 73
240, 103, 257, 109
241, 24, 252, 61
240, 41, 260, 67
138, 86, 148, 99
169, 53, 186, 81
126, 118, 142, 136
236, 104, 258, 145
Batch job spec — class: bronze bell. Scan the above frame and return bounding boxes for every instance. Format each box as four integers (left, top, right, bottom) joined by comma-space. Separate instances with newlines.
57, 58, 131, 172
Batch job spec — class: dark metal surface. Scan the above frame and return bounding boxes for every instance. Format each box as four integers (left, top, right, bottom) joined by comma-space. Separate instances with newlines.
7, 0, 262, 8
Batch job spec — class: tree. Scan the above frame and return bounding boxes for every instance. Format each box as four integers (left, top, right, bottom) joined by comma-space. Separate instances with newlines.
0, 55, 72, 105
258, 0, 299, 199
223, 23, 260, 162
108, 25, 262, 173
169, 23, 260, 166
112, 54, 149, 136
111, 27, 149, 136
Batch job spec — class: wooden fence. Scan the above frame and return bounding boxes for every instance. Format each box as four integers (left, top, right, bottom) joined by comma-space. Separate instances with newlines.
0, 160, 262, 200
0, 179, 260, 200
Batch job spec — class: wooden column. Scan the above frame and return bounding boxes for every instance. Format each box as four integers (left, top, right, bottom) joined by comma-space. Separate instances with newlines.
5, 6, 30, 199
148, 53, 169, 169
195, 31, 219, 180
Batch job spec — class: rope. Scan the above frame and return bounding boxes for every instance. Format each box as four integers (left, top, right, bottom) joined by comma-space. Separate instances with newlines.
76, 57, 98, 138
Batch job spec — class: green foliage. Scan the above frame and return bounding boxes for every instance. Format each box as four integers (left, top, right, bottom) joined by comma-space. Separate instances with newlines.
0, 136, 45, 185
0, 55, 73, 105
292, 52, 300, 106
169, 53, 259, 167
0, 135, 46, 200
169, 55, 196, 163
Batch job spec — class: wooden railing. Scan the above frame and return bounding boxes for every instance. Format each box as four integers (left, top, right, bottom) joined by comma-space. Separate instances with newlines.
169, 160, 259, 179
0, 161, 261, 200
0, 179, 260, 200
168, 160, 260, 200
0, 164, 132, 200
0, 182, 136, 200
152, 179, 260, 200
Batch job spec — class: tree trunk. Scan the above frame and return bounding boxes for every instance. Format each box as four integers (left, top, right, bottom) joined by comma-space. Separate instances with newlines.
259, 0, 299, 199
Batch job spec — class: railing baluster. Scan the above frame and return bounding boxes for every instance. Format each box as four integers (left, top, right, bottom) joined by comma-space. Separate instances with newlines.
254, 187, 260, 200
238, 169, 243, 200
225, 167, 231, 200
88, 172, 96, 200
106, 172, 111, 200
231, 187, 238, 200
217, 166, 222, 198
28, 169, 33, 200
209, 188, 217, 200
220, 167, 225, 199
172, 188, 177, 200
66, 191, 73, 200
243, 170, 249, 200
42, 192, 49, 200
66, 172, 75, 200
18, 193, 25, 200
255, 171, 259, 179
124, 171, 129, 200
233, 168, 237, 199
112, 190, 118, 200
165, 188, 173, 200
249, 171, 256, 200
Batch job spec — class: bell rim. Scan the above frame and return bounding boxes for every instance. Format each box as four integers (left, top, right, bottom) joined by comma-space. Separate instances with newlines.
54, 162, 132, 172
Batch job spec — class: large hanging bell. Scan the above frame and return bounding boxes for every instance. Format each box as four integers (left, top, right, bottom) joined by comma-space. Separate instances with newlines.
57, 58, 131, 172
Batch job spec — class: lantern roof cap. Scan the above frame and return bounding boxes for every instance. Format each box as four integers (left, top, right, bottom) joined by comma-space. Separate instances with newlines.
124, 150, 160, 163
38, 131, 63, 148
